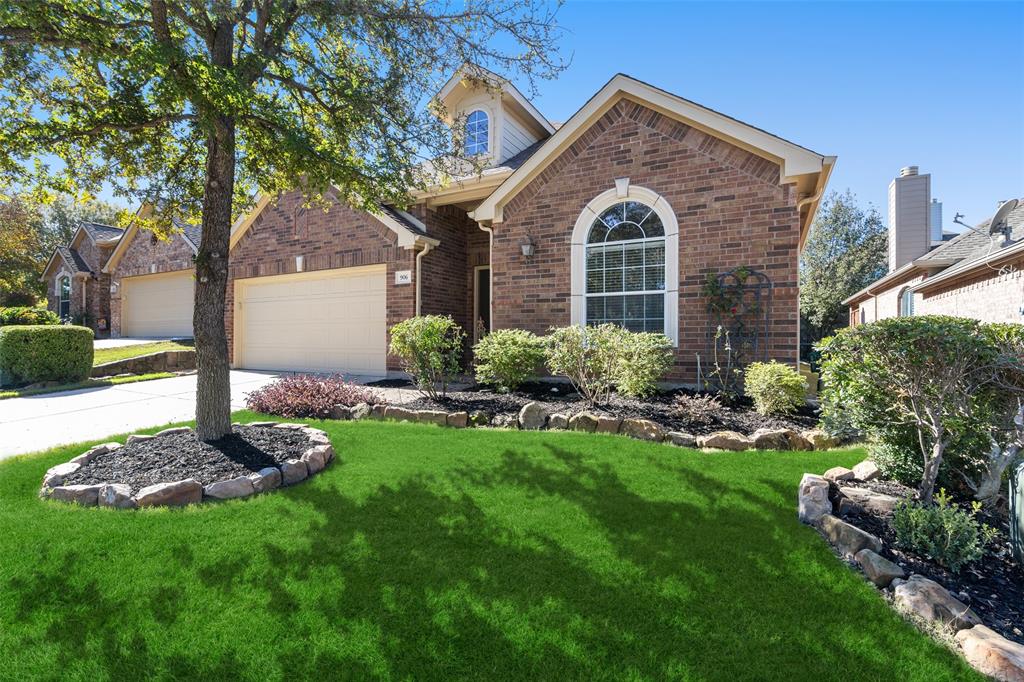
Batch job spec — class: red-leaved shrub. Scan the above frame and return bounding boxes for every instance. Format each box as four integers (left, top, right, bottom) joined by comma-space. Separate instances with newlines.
245, 374, 385, 418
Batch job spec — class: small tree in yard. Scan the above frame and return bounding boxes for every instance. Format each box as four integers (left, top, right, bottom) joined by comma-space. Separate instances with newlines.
389, 315, 465, 401
818, 316, 1001, 505
0, 1, 563, 439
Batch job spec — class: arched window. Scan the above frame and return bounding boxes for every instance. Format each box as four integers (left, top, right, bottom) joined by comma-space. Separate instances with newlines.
465, 109, 489, 156
898, 287, 914, 317
585, 201, 666, 332
58, 276, 71, 319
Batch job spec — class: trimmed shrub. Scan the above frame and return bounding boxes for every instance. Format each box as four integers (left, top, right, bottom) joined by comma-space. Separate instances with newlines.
389, 315, 465, 399
672, 392, 723, 426
473, 329, 544, 392
0, 306, 60, 326
614, 331, 674, 398
891, 489, 998, 573
0, 325, 93, 386
245, 374, 384, 419
743, 361, 807, 416
544, 324, 622, 405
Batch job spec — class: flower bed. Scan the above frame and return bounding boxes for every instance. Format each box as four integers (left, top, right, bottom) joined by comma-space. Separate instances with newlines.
798, 464, 1024, 680
39, 423, 334, 509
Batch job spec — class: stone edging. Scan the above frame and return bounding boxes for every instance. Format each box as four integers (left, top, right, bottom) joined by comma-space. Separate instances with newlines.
331, 400, 840, 452
798, 465, 1024, 681
39, 422, 334, 510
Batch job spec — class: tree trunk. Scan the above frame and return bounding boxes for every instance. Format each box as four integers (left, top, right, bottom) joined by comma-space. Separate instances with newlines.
193, 118, 235, 441
919, 438, 945, 505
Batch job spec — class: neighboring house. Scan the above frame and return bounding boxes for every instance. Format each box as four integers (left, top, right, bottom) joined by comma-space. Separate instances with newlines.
41, 222, 124, 336
224, 66, 835, 380
845, 166, 1023, 326
101, 217, 201, 338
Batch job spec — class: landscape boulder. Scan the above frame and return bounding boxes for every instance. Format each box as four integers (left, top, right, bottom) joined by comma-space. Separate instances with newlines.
595, 416, 623, 434
956, 625, 1024, 682
823, 466, 855, 482
249, 467, 282, 493
852, 460, 882, 481
126, 433, 156, 445
384, 406, 417, 422
154, 426, 192, 438
518, 402, 549, 430
786, 431, 815, 451
569, 413, 599, 433
469, 410, 491, 427
98, 483, 136, 509
620, 418, 665, 442
855, 549, 905, 587
798, 473, 832, 524
416, 410, 449, 426
891, 575, 981, 631
329, 405, 352, 420
548, 413, 569, 430
280, 459, 309, 485
700, 431, 754, 451
203, 476, 255, 500
69, 442, 120, 466
752, 428, 794, 450
666, 431, 697, 448
838, 486, 901, 516
447, 412, 469, 428
802, 429, 838, 450
350, 403, 372, 420
818, 513, 883, 557
47, 484, 103, 506
41, 461, 81, 488
134, 479, 202, 508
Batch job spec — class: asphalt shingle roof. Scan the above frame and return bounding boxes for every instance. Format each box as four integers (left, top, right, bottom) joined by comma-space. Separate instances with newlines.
918, 198, 1024, 266
81, 221, 124, 243
171, 217, 202, 248
378, 203, 427, 236
57, 246, 91, 274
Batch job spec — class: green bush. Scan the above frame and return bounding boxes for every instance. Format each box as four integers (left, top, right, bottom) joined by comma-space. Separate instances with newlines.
0, 306, 60, 326
389, 315, 465, 400
743, 361, 807, 415
0, 325, 94, 386
544, 324, 622, 405
473, 329, 545, 392
891, 489, 998, 573
614, 331, 673, 398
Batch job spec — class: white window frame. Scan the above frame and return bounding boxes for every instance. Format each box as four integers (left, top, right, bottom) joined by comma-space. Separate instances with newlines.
465, 109, 490, 156
58, 274, 71, 319
898, 287, 914, 317
570, 184, 679, 345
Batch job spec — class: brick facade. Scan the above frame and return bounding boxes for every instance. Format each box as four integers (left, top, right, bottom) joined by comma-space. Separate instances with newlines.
917, 256, 1024, 324
108, 230, 196, 337
226, 190, 416, 371
44, 237, 115, 337
491, 99, 801, 382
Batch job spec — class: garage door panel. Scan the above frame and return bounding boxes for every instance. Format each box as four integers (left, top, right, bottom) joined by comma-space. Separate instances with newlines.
237, 266, 386, 376
122, 271, 194, 337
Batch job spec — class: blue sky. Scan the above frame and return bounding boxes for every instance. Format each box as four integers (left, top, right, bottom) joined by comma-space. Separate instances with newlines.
527, 0, 1023, 231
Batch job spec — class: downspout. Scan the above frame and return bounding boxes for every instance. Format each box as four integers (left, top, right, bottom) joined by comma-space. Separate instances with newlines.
414, 242, 433, 316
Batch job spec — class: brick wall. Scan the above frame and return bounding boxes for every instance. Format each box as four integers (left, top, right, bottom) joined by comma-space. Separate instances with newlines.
227, 190, 416, 370
492, 98, 801, 382
44, 239, 115, 337
108, 230, 196, 337
851, 272, 924, 325
918, 255, 1024, 324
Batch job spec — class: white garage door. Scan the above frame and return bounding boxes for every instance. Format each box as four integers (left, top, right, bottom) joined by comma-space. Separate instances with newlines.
235, 265, 387, 376
122, 271, 195, 337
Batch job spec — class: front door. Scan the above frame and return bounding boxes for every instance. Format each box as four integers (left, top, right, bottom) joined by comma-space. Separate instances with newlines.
474, 266, 491, 341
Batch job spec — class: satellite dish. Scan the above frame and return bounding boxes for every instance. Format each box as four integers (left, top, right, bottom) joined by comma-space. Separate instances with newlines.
989, 199, 1019, 236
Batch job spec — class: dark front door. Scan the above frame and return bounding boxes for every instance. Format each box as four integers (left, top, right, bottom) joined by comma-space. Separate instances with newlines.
475, 266, 491, 340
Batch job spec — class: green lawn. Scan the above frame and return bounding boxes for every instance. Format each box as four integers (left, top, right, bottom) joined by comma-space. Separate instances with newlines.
0, 415, 979, 680
0, 372, 175, 400
93, 340, 194, 366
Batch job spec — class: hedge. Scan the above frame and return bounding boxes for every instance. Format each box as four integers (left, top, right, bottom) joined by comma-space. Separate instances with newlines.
0, 306, 60, 326
0, 325, 94, 386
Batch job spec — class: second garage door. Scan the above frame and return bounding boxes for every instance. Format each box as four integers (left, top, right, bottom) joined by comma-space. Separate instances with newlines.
122, 271, 195, 337
235, 265, 387, 376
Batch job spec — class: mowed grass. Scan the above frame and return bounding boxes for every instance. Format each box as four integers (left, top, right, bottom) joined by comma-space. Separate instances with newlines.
0, 414, 979, 681
0, 372, 175, 400
93, 340, 194, 366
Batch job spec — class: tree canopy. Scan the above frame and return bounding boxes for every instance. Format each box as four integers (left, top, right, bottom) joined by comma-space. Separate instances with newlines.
0, 0, 564, 439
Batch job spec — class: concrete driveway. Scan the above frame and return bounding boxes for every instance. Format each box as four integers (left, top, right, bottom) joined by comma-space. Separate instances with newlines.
0, 370, 279, 460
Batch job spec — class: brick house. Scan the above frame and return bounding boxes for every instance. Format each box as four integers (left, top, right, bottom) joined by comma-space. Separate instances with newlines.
224, 68, 835, 380
845, 166, 1023, 326
41, 222, 124, 337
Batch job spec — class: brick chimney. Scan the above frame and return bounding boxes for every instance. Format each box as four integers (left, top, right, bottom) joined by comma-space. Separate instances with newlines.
888, 166, 932, 271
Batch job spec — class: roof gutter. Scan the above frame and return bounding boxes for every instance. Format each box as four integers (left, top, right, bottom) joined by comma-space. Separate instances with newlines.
414, 242, 433, 316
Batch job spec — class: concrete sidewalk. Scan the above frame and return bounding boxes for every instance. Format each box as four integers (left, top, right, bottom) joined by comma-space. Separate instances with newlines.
0, 370, 279, 460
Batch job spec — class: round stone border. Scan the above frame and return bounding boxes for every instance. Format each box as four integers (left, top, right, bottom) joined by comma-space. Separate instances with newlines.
798, 464, 1024, 681
38, 422, 334, 510
332, 400, 839, 452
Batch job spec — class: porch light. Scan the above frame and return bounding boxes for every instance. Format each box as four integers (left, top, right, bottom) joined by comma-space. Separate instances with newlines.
520, 237, 536, 258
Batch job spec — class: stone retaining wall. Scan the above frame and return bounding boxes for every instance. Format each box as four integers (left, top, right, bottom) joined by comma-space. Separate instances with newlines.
91, 349, 196, 378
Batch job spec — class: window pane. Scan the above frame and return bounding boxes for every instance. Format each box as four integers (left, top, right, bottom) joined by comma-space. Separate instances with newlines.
624, 267, 644, 292
624, 319, 645, 332
645, 241, 665, 265
607, 222, 644, 242
624, 201, 651, 225
645, 265, 665, 290
587, 222, 608, 243
625, 295, 645, 319
598, 203, 624, 228
645, 293, 664, 317
585, 248, 604, 293
587, 296, 605, 323
641, 211, 665, 237
604, 246, 623, 270
605, 295, 624, 320
605, 268, 622, 292
645, 317, 664, 333
623, 243, 644, 267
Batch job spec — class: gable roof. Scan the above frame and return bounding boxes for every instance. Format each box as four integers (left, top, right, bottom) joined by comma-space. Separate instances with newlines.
81, 221, 124, 244
101, 212, 200, 274
469, 73, 835, 243
41, 246, 91, 280
435, 63, 556, 137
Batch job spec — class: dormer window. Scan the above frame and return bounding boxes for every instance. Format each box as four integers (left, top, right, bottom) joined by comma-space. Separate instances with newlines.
465, 109, 489, 156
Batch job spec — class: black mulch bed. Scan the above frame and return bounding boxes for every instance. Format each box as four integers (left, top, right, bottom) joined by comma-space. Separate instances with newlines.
833, 482, 1024, 645
398, 381, 818, 436
63, 426, 312, 494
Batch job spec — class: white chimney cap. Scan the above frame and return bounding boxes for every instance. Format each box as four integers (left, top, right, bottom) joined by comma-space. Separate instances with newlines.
899, 166, 919, 177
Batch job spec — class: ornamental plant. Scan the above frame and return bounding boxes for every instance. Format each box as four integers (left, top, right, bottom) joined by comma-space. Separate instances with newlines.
890, 489, 998, 573
544, 324, 622, 406
0, 306, 59, 326
389, 315, 466, 400
0, 324, 93, 386
743, 361, 807, 416
614, 331, 673, 398
473, 329, 545, 393
244, 374, 383, 419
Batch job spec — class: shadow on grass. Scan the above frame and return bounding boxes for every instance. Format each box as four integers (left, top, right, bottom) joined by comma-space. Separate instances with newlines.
4, 433, 975, 680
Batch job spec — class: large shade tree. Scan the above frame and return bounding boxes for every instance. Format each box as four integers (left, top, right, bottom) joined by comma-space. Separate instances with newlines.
0, 0, 563, 439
